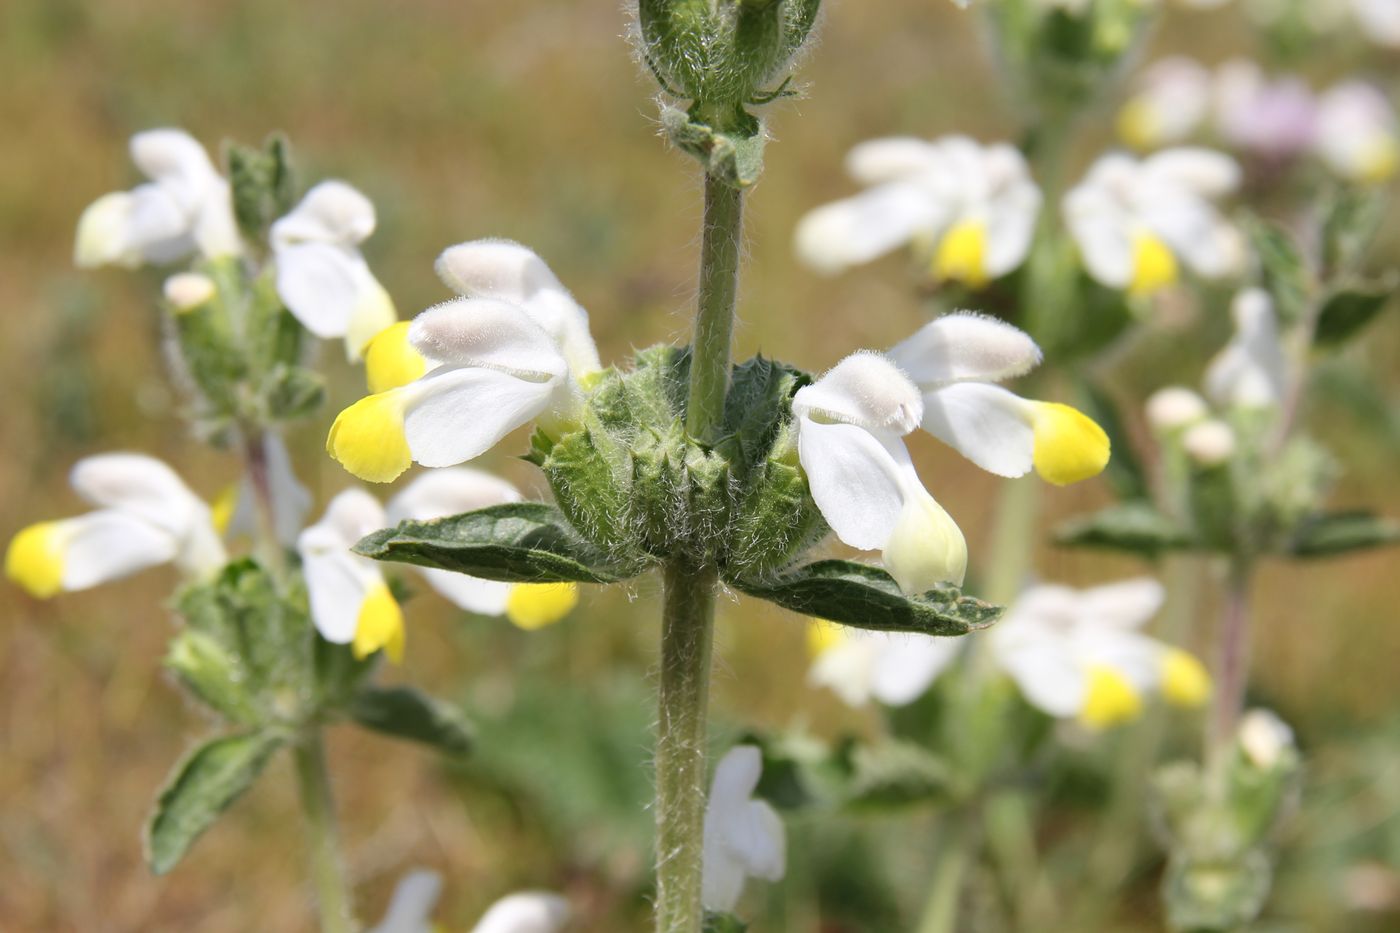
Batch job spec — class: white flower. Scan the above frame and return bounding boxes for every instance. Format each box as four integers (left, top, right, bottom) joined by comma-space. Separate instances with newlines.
75, 128, 242, 269
702, 745, 786, 913
6, 453, 226, 598
1351, 0, 1400, 47
1213, 60, 1319, 161
794, 313, 1109, 594
298, 489, 406, 662
1146, 386, 1210, 433
385, 468, 580, 630
806, 621, 962, 707
990, 579, 1210, 728
1204, 288, 1288, 410
1118, 57, 1214, 151
367, 870, 571, 933
1064, 148, 1244, 295
328, 240, 600, 483
1238, 708, 1295, 769
272, 180, 397, 360
794, 135, 1041, 286
1314, 82, 1400, 184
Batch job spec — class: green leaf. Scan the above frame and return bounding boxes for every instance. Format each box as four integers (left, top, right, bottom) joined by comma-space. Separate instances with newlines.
749, 733, 962, 813
730, 560, 1001, 636
1055, 502, 1193, 557
661, 103, 767, 188
261, 363, 325, 422
145, 731, 283, 875
704, 912, 749, 933
348, 686, 473, 756
1322, 184, 1385, 276
355, 502, 642, 583
164, 630, 261, 726
1246, 217, 1311, 326
1313, 281, 1395, 347
1286, 511, 1400, 558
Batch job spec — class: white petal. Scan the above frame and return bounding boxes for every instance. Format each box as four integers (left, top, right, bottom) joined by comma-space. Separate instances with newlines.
1138, 191, 1240, 279
791, 351, 923, 433
1141, 148, 1241, 198
408, 298, 571, 380
470, 892, 571, 933
272, 180, 377, 247
807, 634, 879, 706
919, 382, 1035, 478
129, 128, 219, 193
434, 240, 601, 376
1000, 583, 1080, 633
1204, 288, 1288, 407
870, 634, 962, 705
367, 870, 442, 933
793, 182, 948, 274
75, 192, 139, 268
1063, 182, 1134, 288
402, 366, 561, 468
886, 313, 1042, 387
703, 746, 785, 912
993, 626, 1085, 717
795, 418, 907, 551
344, 265, 398, 361
275, 242, 364, 339
297, 489, 387, 643
1238, 709, 1294, 768
1077, 578, 1165, 630
125, 182, 197, 265
57, 511, 181, 591
1314, 82, 1398, 181
70, 453, 203, 537
387, 467, 523, 525
419, 569, 513, 615
192, 179, 244, 259
983, 178, 1042, 277
844, 136, 943, 184
1073, 628, 1165, 692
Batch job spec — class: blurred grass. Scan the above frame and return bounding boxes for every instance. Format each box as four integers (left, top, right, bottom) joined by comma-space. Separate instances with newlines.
1, 1, 1398, 930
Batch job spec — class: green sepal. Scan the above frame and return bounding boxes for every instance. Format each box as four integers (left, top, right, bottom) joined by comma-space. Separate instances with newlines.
1246, 216, 1312, 326
226, 133, 297, 243
730, 560, 1001, 636
1054, 501, 1194, 557
354, 502, 645, 584
164, 630, 262, 727
1162, 850, 1272, 933
1285, 510, 1400, 558
1312, 280, 1395, 347
661, 103, 767, 189
704, 912, 749, 933
260, 362, 326, 422
145, 730, 284, 875
347, 686, 473, 756
749, 732, 962, 813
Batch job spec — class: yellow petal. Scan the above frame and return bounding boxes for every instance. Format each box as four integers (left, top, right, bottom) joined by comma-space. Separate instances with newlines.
327, 391, 412, 483
806, 618, 847, 658
505, 582, 579, 630
1161, 648, 1212, 708
352, 581, 405, 663
210, 483, 240, 536
932, 218, 990, 288
1079, 664, 1143, 730
1357, 136, 1399, 184
1129, 231, 1179, 297
6, 521, 66, 598
1029, 402, 1111, 486
344, 279, 398, 362
1117, 99, 1160, 152
364, 321, 427, 394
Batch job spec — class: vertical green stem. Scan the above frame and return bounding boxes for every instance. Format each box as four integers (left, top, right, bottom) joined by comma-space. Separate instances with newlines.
656, 561, 719, 933
293, 732, 356, 933
916, 813, 975, 933
1209, 557, 1254, 762
240, 427, 288, 581
686, 174, 745, 444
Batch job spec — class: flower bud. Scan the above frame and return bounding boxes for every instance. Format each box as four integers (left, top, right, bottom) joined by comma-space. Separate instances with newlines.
1146, 387, 1209, 433
1183, 419, 1236, 467
163, 272, 217, 313
1238, 708, 1295, 770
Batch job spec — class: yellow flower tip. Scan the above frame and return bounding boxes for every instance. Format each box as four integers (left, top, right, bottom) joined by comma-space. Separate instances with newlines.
326, 391, 412, 483
1161, 648, 1212, 708
363, 321, 428, 394
6, 521, 66, 599
806, 619, 847, 659
210, 483, 240, 536
1357, 137, 1399, 185
506, 582, 579, 630
932, 218, 990, 289
1129, 231, 1180, 297
1080, 665, 1144, 730
352, 581, 405, 663
344, 281, 398, 362
1116, 99, 1159, 152
1030, 402, 1111, 486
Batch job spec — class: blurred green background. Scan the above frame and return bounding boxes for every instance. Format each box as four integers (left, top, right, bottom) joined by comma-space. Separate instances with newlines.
2, 1, 1398, 930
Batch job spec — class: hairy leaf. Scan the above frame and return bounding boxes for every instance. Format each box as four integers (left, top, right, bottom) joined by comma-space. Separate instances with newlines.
1286, 511, 1400, 558
348, 686, 473, 756
1055, 502, 1193, 557
1313, 282, 1395, 347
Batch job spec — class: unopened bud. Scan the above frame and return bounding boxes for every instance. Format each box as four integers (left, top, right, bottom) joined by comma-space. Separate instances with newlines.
1238, 708, 1294, 770
1147, 387, 1209, 433
163, 272, 217, 313
1183, 419, 1236, 466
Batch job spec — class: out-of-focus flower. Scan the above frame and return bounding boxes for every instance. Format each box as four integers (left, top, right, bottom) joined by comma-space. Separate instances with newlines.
794, 136, 1041, 287
702, 745, 786, 913
272, 181, 397, 360
1146, 386, 1211, 433
366, 869, 571, 933
328, 240, 600, 483
385, 468, 579, 630
218, 432, 313, 547
1119, 57, 1215, 151
1314, 82, 1400, 184
75, 128, 242, 269
990, 579, 1209, 729
163, 271, 217, 311
7, 453, 227, 598
1204, 288, 1288, 410
1214, 60, 1319, 161
1238, 707, 1295, 769
1351, 0, 1400, 47
1182, 419, 1238, 466
806, 620, 962, 707
1064, 149, 1243, 296
794, 313, 1108, 594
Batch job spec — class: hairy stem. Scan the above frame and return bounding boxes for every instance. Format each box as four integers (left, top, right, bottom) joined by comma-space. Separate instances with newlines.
1210, 557, 1254, 760
655, 560, 719, 933
686, 174, 745, 444
293, 732, 356, 933
241, 427, 287, 581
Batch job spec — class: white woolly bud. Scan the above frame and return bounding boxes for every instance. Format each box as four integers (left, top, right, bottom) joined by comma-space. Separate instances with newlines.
1238, 708, 1294, 770
1183, 419, 1237, 466
792, 351, 924, 434
1146, 386, 1209, 432
163, 272, 216, 312
435, 239, 564, 299
887, 312, 1042, 387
